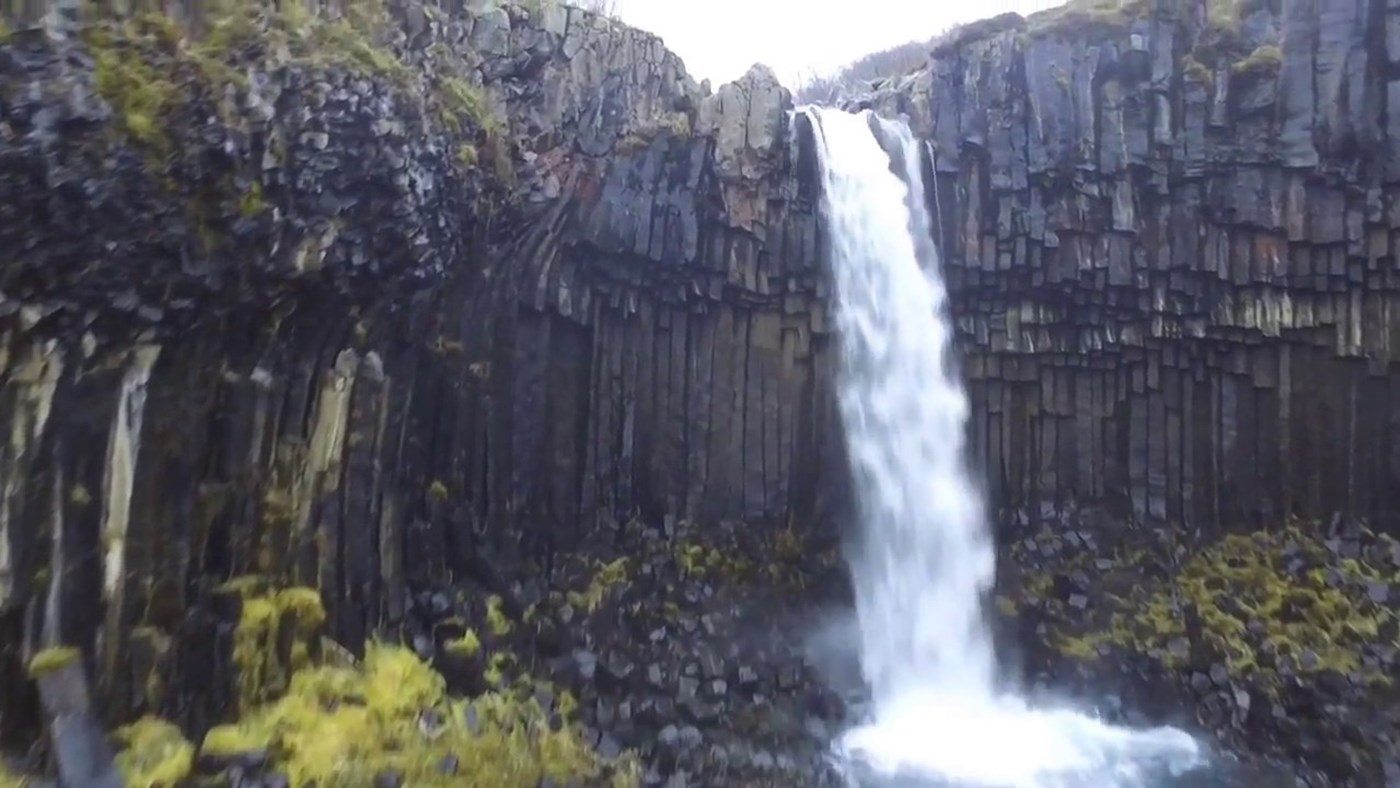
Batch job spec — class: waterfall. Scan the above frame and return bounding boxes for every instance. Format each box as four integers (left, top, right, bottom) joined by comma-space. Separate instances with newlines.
804, 106, 1205, 787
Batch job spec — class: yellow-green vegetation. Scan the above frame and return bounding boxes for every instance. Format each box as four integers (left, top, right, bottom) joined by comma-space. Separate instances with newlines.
616, 112, 694, 155
1231, 44, 1283, 77
763, 525, 829, 589
221, 580, 327, 710
70, 484, 94, 507
80, 1, 509, 160
112, 717, 195, 788
1026, 0, 1150, 36
1027, 0, 1243, 41
25, 646, 79, 679
483, 651, 516, 688
0, 759, 26, 788
675, 540, 754, 580
200, 643, 637, 787
193, 0, 409, 84
485, 595, 513, 636
1051, 527, 1400, 686
84, 18, 185, 153
567, 557, 631, 613
444, 628, 482, 658
439, 77, 505, 140
1206, 0, 1244, 33
237, 180, 267, 218
428, 479, 450, 501
1182, 54, 1214, 89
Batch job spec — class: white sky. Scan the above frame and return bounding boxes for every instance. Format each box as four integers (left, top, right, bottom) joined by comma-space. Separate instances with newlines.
611, 0, 1067, 87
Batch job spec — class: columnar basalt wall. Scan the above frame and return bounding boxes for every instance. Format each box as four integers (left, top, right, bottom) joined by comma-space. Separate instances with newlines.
0, 2, 846, 742
909, 0, 1400, 533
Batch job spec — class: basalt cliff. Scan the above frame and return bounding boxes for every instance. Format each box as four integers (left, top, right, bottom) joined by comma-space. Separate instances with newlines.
1, 0, 1399, 785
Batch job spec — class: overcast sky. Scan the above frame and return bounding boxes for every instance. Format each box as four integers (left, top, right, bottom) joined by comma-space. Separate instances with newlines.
610, 0, 1066, 87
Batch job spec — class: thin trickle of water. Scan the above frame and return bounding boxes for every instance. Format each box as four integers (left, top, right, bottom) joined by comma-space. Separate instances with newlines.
102, 345, 160, 600
804, 106, 1205, 787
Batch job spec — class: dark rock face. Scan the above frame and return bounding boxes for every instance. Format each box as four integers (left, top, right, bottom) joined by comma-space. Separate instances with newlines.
916, 0, 1400, 534
0, 2, 845, 762
3, 0, 1400, 784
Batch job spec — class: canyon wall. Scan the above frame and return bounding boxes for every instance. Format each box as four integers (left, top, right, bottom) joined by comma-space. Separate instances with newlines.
879, 0, 1400, 533
5, 0, 1400, 749
0, 0, 845, 742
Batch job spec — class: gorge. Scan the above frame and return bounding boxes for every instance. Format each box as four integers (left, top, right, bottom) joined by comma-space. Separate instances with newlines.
2, 0, 1400, 786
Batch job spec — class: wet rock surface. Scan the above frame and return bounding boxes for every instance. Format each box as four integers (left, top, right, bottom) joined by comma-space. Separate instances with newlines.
994, 509, 1400, 787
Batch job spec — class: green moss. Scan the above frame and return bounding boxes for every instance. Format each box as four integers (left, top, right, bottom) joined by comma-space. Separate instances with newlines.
112, 717, 195, 788
193, 0, 408, 83
486, 595, 513, 637
225, 582, 327, 710
1182, 54, 1214, 89
1050, 528, 1400, 687
439, 77, 503, 137
1207, 0, 1243, 32
445, 629, 482, 658
238, 180, 267, 219
456, 144, 480, 169
26, 646, 79, 679
84, 21, 185, 154
1027, 0, 1150, 36
1231, 44, 1282, 77
69, 484, 93, 507
566, 558, 631, 613
428, 480, 450, 502
199, 723, 270, 757
674, 541, 753, 580
483, 651, 516, 688
202, 643, 635, 787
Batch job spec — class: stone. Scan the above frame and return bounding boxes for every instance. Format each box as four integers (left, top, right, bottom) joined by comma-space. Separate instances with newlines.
437, 754, 459, 776
464, 704, 482, 736
677, 676, 699, 700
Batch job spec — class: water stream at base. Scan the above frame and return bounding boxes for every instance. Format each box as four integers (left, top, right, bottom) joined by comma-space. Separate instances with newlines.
804, 106, 1207, 787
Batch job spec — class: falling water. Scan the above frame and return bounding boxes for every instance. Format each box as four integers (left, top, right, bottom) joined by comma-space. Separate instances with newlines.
805, 106, 1205, 786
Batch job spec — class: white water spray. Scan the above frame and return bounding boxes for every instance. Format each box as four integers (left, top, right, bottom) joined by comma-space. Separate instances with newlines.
806, 106, 1205, 786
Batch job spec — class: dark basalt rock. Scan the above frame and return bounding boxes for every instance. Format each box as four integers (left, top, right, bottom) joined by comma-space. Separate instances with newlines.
2, 0, 1400, 786
995, 507, 1400, 785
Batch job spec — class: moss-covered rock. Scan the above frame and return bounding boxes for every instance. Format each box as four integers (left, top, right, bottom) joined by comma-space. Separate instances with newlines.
199, 642, 636, 788
1041, 526, 1400, 687
1231, 44, 1282, 78
111, 717, 194, 788
218, 579, 328, 710
1024, 0, 1150, 38
25, 647, 79, 679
